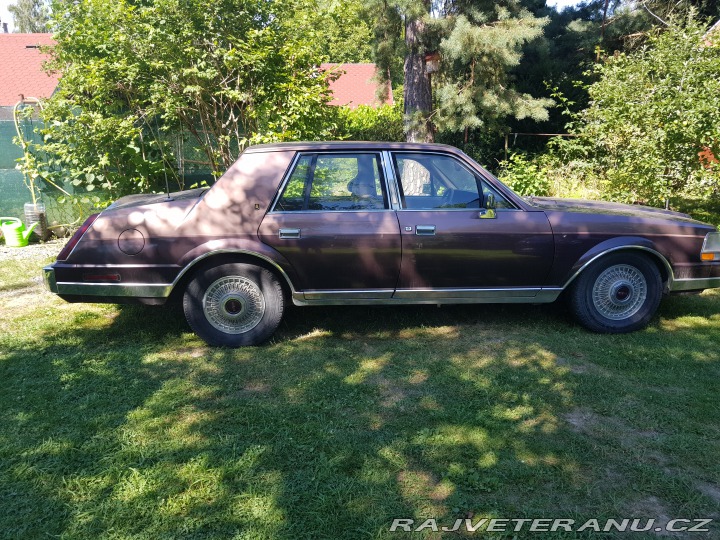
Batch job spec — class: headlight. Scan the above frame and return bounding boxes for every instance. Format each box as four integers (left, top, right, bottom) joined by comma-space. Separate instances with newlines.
701, 231, 720, 261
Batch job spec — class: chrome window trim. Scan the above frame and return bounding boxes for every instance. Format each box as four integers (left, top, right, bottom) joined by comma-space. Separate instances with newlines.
268, 151, 392, 214
562, 245, 675, 290
269, 209, 392, 215
390, 208, 522, 213
389, 150, 521, 211
381, 150, 401, 210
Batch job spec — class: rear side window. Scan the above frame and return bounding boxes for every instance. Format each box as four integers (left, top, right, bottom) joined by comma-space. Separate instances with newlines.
275, 153, 388, 211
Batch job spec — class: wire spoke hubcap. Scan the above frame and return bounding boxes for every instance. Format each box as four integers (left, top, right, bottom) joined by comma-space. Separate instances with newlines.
203, 276, 266, 334
592, 264, 647, 320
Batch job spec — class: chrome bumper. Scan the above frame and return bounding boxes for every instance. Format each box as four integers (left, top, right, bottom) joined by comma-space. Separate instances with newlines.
43, 265, 58, 293
42, 265, 170, 297
670, 276, 720, 292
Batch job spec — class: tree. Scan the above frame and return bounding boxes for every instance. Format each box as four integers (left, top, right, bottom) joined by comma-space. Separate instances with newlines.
370, 0, 553, 143
29, 0, 335, 198
314, 0, 374, 63
8, 0, 49, 32
554, 16, 720, 206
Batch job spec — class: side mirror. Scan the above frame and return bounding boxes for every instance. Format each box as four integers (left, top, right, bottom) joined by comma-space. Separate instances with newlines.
479, 193, 496, 219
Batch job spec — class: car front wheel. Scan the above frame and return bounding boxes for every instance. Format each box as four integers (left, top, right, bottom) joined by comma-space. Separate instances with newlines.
183, 262, 284, 347
569, 252, 662, 333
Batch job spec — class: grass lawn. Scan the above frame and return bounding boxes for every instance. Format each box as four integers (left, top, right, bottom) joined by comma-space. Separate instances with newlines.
0, 248, 719, 539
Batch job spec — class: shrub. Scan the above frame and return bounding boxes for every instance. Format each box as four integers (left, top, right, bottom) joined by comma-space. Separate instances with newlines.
333, 104, 404, 142
497, 152, 551, 197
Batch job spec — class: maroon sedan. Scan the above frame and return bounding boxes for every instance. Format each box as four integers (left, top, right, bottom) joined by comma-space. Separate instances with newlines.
44, 142, 720, 346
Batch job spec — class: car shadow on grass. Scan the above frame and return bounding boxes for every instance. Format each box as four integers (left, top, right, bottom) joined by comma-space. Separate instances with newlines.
1, 294, 719, 538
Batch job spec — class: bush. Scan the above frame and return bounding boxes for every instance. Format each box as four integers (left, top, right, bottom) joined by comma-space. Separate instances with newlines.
562, 17, 720, 206
497, 152, 551, 197
333, 104, 404, 142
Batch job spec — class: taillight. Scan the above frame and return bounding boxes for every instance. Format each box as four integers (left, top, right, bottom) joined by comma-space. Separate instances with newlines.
57, 213, 99, 261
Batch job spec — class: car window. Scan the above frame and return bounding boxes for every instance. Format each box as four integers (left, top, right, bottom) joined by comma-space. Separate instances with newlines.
480, 180, 514, 209
275, 153, 387, 211
393, 153, 513, 210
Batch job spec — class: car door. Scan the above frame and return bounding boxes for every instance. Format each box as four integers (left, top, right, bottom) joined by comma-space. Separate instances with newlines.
258, 152, 401, 299
391, 152, 554, 298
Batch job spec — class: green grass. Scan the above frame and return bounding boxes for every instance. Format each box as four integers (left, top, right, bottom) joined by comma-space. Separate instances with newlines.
1, 253, 719, 539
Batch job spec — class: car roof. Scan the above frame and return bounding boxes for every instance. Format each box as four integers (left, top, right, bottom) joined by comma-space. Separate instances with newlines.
244, 141, 466, 155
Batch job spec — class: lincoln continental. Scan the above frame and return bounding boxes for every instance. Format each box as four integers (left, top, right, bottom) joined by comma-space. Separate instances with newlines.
44, 142, 720, 346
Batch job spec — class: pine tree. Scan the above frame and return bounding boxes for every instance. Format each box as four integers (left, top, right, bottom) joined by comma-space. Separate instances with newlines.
8, 0, 49, 33
369, 0, 552, 142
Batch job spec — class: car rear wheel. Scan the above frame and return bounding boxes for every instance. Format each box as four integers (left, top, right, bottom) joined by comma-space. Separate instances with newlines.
569, 252, 662, 333
183, 263, 284, 347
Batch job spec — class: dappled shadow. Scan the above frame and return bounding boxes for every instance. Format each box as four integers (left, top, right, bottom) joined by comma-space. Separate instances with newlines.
1, 290, 719, 538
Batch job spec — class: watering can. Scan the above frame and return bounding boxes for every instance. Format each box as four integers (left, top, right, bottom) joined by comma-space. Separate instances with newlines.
0, 217, 38, 247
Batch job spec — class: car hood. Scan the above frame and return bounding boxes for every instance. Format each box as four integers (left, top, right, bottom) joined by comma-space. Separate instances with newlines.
105, 188, 208, 211
527, 196, 701, 223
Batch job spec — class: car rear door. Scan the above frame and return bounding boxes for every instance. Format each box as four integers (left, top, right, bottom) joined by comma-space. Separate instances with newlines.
258, 152, 401, 299
390, 152, 554, 298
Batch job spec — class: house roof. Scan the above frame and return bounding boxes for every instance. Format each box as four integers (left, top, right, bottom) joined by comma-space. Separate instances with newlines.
0, 33, 58, 107
321, 63, 393, 109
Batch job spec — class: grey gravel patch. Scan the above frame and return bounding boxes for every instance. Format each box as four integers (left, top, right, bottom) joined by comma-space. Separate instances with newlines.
0, 239, 67, 262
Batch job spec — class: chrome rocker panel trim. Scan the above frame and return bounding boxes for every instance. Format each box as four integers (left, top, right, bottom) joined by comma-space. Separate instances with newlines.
669, 276, 720, 292
291, 288, 563, 306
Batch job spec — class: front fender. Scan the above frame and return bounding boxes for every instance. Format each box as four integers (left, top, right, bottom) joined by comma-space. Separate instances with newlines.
560, 236, 673, 289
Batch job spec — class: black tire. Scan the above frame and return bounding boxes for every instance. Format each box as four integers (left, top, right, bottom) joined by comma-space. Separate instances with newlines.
183, 263, 284, 347
569, 252, 662, 333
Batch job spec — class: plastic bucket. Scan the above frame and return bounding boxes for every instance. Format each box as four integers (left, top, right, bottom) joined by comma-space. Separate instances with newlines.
24, 202, 49, 241
0, 218, 30, 247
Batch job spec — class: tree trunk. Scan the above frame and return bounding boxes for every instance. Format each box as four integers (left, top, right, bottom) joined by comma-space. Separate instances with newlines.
404, 12, 433, 143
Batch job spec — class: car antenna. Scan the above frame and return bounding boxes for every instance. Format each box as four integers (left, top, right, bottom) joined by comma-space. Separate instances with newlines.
152, 115, 172, 200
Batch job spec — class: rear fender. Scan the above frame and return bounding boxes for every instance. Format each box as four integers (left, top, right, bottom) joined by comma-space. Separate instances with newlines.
174, 240, 300, 295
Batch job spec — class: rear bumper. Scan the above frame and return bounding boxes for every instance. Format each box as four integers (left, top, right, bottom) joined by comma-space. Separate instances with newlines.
43, 265, 58, 293
43, 264, 170, 304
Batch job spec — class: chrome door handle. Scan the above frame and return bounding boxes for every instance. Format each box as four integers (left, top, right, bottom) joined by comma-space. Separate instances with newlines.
279, 228, 301, 239
416, 225, 436, 236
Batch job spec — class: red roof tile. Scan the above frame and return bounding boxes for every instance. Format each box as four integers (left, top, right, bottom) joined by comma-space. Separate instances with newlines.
0, 33, 58, 107
321, 63, 393, 109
